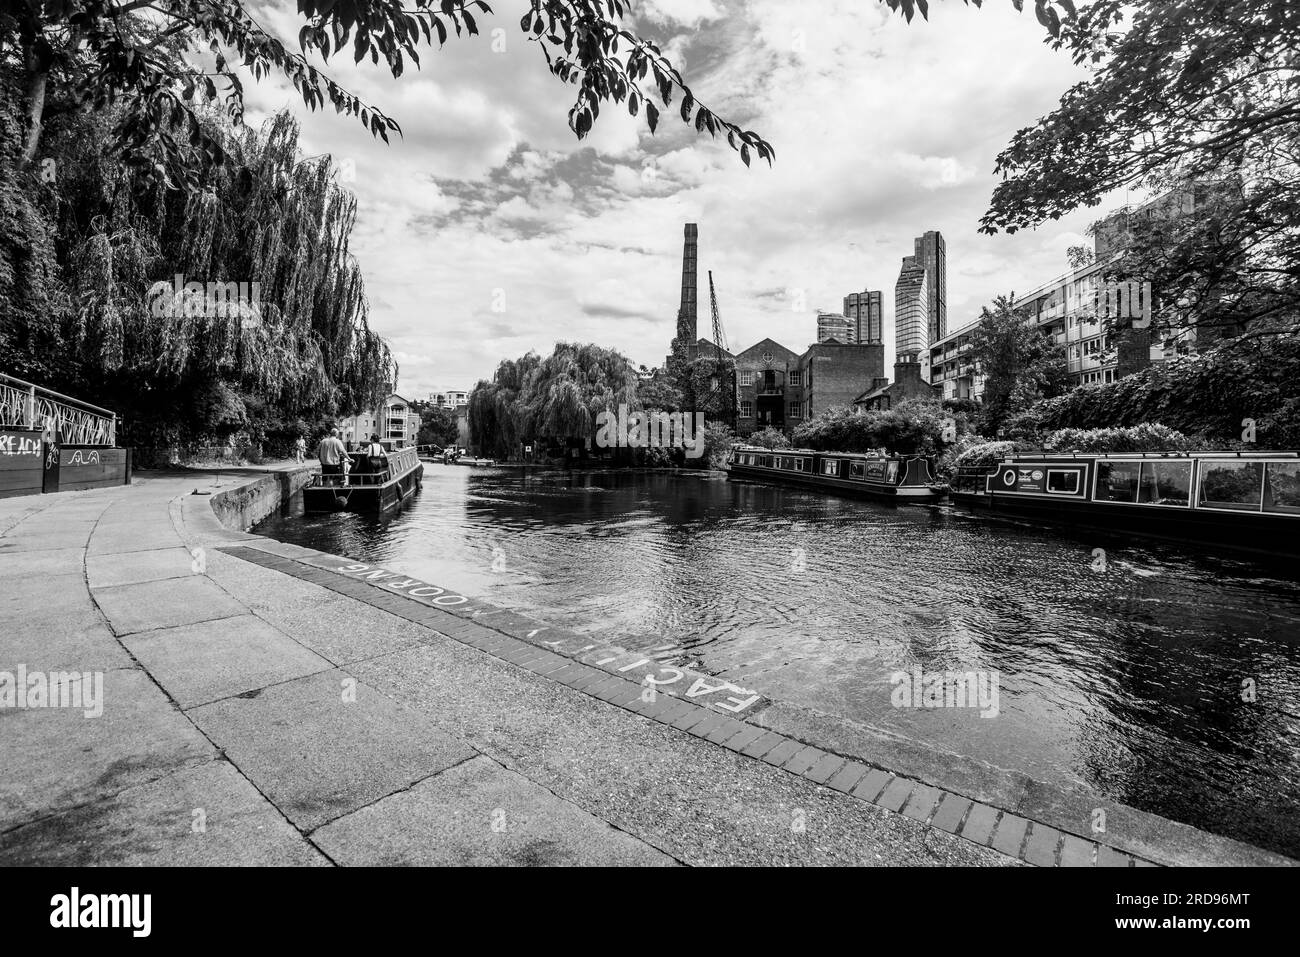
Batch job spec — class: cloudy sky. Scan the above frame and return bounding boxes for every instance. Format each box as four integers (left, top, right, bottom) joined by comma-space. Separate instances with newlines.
242, 0, 1131, 398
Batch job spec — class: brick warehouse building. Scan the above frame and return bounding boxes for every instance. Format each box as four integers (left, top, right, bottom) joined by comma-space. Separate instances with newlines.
732, 338, 884, 432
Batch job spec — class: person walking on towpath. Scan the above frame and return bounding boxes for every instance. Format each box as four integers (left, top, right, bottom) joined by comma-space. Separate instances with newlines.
317, 428, 348, 481
294, 434, 306, 464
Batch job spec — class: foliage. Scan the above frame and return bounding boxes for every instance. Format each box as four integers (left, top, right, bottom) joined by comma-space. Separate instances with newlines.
635, 374, 684, 413
746, 426, 791, 450
952, 440, 1023, 471
417, 406, 458, 448
981, 1, 1300, 235
793, 399, 970, 455
1021, 332, 1300, 447
469, 342, 640, 459
6, 0, 774, 189
1041, 423, 1206, 453
0, 96, 393, 450
978, 1, 1300, 347
967, 294, 1070, 436
701, 421, 734, 469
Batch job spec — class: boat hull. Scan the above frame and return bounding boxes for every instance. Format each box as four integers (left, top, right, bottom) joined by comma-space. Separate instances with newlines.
949, 453, 1300, 560
726, 463, 945, 503
958, 488, 1300, 558
304, 462, 423, 515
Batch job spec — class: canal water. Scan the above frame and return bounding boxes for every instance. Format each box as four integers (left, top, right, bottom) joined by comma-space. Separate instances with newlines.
255, 464, 1300, 858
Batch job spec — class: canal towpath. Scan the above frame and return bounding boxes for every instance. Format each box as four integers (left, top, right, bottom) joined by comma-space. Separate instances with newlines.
0, 464, 1290, 866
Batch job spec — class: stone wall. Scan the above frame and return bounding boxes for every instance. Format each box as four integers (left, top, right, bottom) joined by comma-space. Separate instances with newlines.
208, 466, 316, 532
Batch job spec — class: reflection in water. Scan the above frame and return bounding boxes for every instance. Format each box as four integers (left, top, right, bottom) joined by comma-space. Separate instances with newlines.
256, 464, 1300, 857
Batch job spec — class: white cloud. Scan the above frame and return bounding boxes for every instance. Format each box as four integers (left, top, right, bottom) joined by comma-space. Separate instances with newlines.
231, 0, 1127, 398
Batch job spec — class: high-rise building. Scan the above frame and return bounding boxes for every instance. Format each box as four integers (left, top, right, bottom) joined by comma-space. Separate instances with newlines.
843, 290, 883, 344
816, 311, 853, 344
895, 255, 930, 359
913, 230, 946, 343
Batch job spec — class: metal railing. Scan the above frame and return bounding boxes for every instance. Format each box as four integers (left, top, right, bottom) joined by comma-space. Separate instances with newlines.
0, 373, 117, 446
313, 446, 421, 488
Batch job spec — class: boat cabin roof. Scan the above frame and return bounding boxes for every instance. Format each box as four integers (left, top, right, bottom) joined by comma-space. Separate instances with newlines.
732, 446, 890, 459
1000, 450, 1299, 462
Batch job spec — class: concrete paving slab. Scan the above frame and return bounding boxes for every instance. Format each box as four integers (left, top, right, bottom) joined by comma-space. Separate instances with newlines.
0, 529, 94, 552
349, 643, 1016, 867
123, 615, 333, 709
187, 669, 477, 831
206, 551, 427, 665
86, 547, 197, 589
0, 668, 215, 830
91, 576, 247, 635
0, 573, 93, 623
0, 612, 134, 674
87, 524, 182, 556
314, 755, 676, 867
0, 760, 329, 866
0, 548, 87, 581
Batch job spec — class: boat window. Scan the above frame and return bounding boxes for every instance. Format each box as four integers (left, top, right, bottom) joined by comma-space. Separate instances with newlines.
1138, 461, 1191, 506
1046, 469, 1080, 494
886, 461, 899, 484
1198, 461, 1263, 511
795, 458, 807, 472
1265, 462, 1300, 514
822, 459, 839, 476
1096, 461, 1140, 502
850, 461, 865, 479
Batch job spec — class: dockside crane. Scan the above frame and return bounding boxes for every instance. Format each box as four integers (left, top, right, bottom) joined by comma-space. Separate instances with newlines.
707, 270, 737, 431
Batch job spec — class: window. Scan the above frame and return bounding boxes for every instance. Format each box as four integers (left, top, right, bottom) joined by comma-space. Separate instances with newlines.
1046, 469, 1080, 494
1096, 461, 1140, 502
822, 459, 840, 476
789, 371, 803, 387
789, 402, 801, 417
739, 371, 754, 386
794, 458, 807, 471
1199, 461, 1263, 511
1138, 461, 1192, 506
1265, 462, 1300, 513
761, 351, 773, 363
740, 401, 753, 417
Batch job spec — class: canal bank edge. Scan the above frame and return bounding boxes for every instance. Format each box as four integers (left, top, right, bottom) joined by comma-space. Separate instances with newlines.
193, 466, 1297, 868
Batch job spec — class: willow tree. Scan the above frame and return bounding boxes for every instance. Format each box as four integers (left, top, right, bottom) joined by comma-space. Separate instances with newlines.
524, 342, 638, 442
9, 98, 394, 449
469, 343, 639, 458
469, 352, 541, 459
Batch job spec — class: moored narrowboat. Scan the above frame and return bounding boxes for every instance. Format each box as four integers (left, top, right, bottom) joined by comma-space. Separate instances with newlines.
951, 450, 1300, 557
725, 445, 947, 503
304, 446, 423, 514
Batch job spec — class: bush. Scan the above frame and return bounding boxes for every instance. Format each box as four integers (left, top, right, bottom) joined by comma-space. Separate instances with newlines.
1041, 423, 1208, 453
794, 399, 972, 455
1022, 333, 1300, 447
747, 426, 791, 449
952, 440, 1023, 471
701, 422, 735, 468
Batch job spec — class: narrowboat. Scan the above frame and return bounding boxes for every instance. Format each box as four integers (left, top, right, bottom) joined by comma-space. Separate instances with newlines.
951, 450, 1300, 557
725, 445, 947, 503
303, 446, 423, 514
